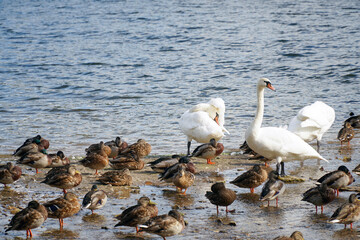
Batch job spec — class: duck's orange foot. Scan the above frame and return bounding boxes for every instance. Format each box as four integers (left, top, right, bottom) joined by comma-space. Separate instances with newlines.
207, 159, 216, 164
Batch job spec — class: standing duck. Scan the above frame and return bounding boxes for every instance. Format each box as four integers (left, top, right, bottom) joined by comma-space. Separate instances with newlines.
344, 112, 360, 128
47, 151, 70, 168
97, 168, 132, 186
172, 164, 195, 195
105, 136, 128, 158
260, 171, 286, 207
287, 101, 335, 152
5, 200, 48, 238
317, 165, 355, 197
245, 78, 328, 176
115, 196, 158, 233
337, 122, 355, 147
159, 156, 196, 183
205, 182, 236, 215
120, 139, 151, 158
329, 193, 360, 229
110, 150, 144, 170
230, 164, 268, 193
44, 192, 81, 230
80, 141, 109, 175
301, 183, 336, 214
17, 149, 52, 174
42, 165, 82, 194
179, 98, 230, 155
0, 162, 22, 188
148, 155, 181, 173
82, 185, 108, 214
190, 138, 224, 164
139, 210, 185, 240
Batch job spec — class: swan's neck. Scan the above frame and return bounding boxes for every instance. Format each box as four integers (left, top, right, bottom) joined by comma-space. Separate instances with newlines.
251, 86, 265, 135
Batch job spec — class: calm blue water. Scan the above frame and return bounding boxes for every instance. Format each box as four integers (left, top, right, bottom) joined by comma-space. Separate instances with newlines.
0, 0, 359, 157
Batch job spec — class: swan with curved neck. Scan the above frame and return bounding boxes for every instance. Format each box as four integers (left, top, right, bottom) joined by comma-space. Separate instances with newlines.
245, 78, 328, 176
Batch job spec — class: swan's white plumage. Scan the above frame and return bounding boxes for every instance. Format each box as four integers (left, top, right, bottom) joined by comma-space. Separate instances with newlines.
245, 78, 328, 171
288, 101, 335, 143
180, 98, 229, 144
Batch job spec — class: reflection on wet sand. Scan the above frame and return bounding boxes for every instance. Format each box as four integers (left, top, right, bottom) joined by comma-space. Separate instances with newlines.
40, 229, 79, 239
82, 213, 106, 224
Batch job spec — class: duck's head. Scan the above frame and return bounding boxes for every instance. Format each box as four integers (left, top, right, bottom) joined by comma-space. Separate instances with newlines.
258, 78, 275, 91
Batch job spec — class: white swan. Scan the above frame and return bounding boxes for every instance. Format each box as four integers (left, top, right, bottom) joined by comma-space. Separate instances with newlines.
287, 101, 335, 151
180, 98, 229, 155
245, 78, 328, 176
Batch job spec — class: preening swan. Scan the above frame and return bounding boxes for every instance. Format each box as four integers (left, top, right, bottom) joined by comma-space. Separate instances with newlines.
179, 98, 229, 155
245, 78, 328, 176
287, 101, 335, 152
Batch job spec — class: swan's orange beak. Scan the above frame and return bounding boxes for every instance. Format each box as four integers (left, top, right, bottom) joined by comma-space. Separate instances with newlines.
214, 113, 220, 125
266, 82, 275, 91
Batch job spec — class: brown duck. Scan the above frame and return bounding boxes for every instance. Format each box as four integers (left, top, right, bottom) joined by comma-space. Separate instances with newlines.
205, 182, 236, 215
97, 168, 133, 186
110, 150, 144, 170
302, 183, 336, 214
337, 122, 355, 147
81, 141, 109, 175
230, 164, 268, 193
0, 162, 22, 187
105, 136, 128, 158
120, 139, 151, 157
190, 138, 224, 164
42, 165, 82, 194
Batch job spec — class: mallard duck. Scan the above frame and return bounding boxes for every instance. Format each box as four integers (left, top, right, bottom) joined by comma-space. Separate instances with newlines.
85, 141, 112, 156
190, 138, 224, 164
82, 185, 108, 214
179, 98, 230, 155
13, 135, 50, 156
240, 141, 271, 166
120, 139, 151, 157
230, 164, 268, 193
105, 137, 128, 159
42, 165, 82, 194
47, 151, 70, 168
260, 171, 286, 207
44, 192, 81, 230
329, 193, 360, 229
205, 182, 236, 215
5, 200, 48, 238
0, 162, 22, 187
97, 168, 132, 186
17, 149, 52, 174
110, 150, 144, 170
317, 165, 355, 196
301, 183, 336, 214
273, 231, 304, 240
344, 112, 360, 128
159, 156, 196, 183
80, 141, 109, 175
173, 164, 195, 195
148, 155, 181, 173
337, 122, 355, 147
115, 196, 158, 233
139, 210, 185, 240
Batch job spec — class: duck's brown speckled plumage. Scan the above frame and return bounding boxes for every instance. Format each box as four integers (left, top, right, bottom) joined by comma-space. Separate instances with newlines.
120, 139, 151, 158
330, 193, 360, 229
191, 138, 224, 164
317, 165, 354, 196
17, 149, 52, 174
302, 183, 336, 214
47, 151, 70, 168
82, 185, 108, 214
337, 122, 355, 146
230, 164, 268, 193
173, 164, 195, 195
110, 150, 144, 170
273, 231, 304, 240
97, 168, 132, 186
105, 137, 128, 159
0, 162, 22, 187
42, 166, 82, 194
81, 141, 109, 175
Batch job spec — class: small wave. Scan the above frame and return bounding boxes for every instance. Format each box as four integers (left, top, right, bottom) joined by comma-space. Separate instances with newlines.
282, 53, 305, 57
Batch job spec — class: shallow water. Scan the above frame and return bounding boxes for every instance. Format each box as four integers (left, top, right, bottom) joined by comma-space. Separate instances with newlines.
1, 0, 360, 239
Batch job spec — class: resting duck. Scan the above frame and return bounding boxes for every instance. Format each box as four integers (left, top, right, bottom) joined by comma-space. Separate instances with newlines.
85, 141, 112, 156
139, 210, 185, 240
260, 171, 286, 207
301, 183, 336, 214
159, 156, 196, 183
110, 150, 144, 170
273, 231, 304, 240
105, 136, 128, 159
337, 122, 355, 147
205, 182, 236, 215
81, 141, 109, 175
230, 164, 268, 193
148, 155, 181, 173
47, 151, 70, 168
42, 165, 82, 194
82, 185, 108, 214
17, 149, 52, 174
240, 141, 271, 166
190, 138, 224, 164
179, 98, 230, 155
317, 165, 355, 197
0, 162, 22, 187
120, 139, 151, 157
5, 200, 48, 238
13, 135, 49, 157
329, 193, 360, 229
44, 192, 81, 230
115, 196, 158, 233
97, 168, 132, 186
344, 112, 360, 128
173, 164, 195, 195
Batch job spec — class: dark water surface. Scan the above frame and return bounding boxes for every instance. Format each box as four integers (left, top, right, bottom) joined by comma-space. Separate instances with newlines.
0, 0, 360, 239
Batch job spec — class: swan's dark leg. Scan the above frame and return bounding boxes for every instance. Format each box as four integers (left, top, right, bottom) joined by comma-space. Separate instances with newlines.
187, 141, 191, 156
280, 162, 286, 176
276, 163, 280, 174
316, 140, 321, 152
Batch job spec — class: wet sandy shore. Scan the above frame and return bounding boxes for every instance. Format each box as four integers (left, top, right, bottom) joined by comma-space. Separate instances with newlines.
1, 139, 360, 240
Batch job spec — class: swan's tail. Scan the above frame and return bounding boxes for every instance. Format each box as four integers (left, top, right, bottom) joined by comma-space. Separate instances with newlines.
222, 126, 230, 135
318, 156, 329, 163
